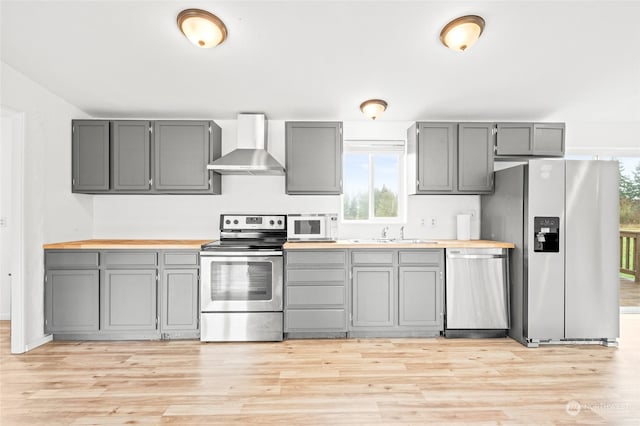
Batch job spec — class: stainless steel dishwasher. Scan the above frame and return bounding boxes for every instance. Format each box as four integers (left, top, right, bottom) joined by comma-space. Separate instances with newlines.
445, 248, 509, 338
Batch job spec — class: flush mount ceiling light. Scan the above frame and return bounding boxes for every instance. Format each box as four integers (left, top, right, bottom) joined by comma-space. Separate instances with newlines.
360, 99, 388, 120
440, 15, 485, 52
177, 8, 228, 48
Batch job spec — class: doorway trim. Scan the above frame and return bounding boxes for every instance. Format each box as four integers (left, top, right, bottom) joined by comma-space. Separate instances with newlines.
1, 107, 26, 353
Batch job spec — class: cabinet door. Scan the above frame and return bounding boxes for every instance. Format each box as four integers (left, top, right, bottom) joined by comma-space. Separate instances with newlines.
352, 267, 394, 327
102, 269, 157, 331
496, 123, 533, 156
112, 121, 151, 191
533, 123, 565, 156
286, 122, 342, 194
416, 122, 456, 192
45, 270, 99, 333
457, 123, 494, 193
72, 120, 109, 192
153, 121, 212, 192
161, 269, 199, 331
398, 267, 441, 327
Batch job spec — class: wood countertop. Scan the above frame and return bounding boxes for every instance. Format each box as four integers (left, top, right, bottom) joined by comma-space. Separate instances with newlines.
284, 239, 515, 249
43, 239, 214, 249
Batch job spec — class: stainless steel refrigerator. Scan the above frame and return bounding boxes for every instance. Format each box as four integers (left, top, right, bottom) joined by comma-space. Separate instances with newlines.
481, 159, 619, 347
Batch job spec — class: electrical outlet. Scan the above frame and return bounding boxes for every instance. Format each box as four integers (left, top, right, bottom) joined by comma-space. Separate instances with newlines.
420, 218, 425, 226
429, 216, 437, 227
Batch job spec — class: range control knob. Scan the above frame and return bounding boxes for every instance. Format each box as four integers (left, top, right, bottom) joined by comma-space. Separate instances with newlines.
225, 219, 231, 225
277, 220, 283, 225
269, 220, 275, 225
233, 219, 239, 225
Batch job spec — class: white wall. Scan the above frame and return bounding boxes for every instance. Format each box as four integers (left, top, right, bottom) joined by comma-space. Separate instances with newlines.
0, 116, 12, 319
1, 61, 93, 349
93, 120, 480, 239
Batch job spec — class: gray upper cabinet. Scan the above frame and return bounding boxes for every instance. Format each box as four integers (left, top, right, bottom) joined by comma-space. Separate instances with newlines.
71, 119, 221, 194
285, 121, 343, 195
112, 121, 151, 191
408, 122, 493, 194
154, 120, 219, 193
72, 120, 109, 192
532, 123, 565, 156
457, 123, 494, 193
496, 122, 565, 157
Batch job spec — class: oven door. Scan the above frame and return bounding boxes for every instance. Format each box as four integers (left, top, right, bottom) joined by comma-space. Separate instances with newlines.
200, 252, 283, 312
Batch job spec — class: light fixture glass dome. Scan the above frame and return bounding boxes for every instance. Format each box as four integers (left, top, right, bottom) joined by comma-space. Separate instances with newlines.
177, 9, 227, 48
440, 15, 485, 52
360, 99, 388, 120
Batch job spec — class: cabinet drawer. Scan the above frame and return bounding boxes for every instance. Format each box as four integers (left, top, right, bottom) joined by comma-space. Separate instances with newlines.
351, 251, 394, 265
286, 250, 346, 266
287, 268, 345, 283
286, 285, 345, 307
163, 252, 199, 266
102, 252, 157, 266
285, 309, 346, 331
399, 250, 442, 266
45, 251, 99, 268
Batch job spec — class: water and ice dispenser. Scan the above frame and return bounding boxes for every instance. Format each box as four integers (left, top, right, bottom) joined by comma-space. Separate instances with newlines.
533, 216, 560, 252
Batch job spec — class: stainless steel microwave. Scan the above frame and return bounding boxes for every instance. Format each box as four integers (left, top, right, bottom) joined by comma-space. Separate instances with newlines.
287, 214, 338, 241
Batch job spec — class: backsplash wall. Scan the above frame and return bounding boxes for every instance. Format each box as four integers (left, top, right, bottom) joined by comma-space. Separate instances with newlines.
92, 120, 480, 239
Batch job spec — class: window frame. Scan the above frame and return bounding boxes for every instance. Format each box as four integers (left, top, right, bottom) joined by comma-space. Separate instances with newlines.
341, 139, 406, 224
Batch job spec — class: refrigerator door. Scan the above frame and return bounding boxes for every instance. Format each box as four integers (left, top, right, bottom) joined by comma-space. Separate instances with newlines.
565, 160, 619, 339
527, 160, 566, 340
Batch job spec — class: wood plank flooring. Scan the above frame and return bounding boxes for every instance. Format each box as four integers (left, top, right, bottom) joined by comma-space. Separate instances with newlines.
1, 318, 639, 424
620, 277, 640, 307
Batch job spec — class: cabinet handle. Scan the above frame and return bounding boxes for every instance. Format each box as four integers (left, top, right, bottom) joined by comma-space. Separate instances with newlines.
149, 178, 153, 188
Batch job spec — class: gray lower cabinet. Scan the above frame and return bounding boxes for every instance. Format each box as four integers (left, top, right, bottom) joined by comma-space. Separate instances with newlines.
159, 251, 200, 338
102, 268, 158, 332
349, 249, 444, 337
44, 251, 100, 334
407, 122, 494, 195
44, 249, 200, 340
285, 121, 343, 195
45, 269, 100, 333
495, 122, 565, 157
71, 119, 221, 194
284, 249, 347, 337
352, 266, 395, 327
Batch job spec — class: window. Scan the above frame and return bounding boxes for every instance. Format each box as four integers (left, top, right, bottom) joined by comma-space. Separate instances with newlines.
342, 140, 405, 222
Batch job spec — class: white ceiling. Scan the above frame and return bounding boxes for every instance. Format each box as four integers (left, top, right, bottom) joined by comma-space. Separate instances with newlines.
2, 0, 640, 122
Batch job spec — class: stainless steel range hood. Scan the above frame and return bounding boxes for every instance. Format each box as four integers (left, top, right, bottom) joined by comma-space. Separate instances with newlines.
207, 113, 285, 175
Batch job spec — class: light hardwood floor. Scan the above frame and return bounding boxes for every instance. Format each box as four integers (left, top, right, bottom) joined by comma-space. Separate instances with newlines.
1, 318, 639, 425
620, 277, 640, 307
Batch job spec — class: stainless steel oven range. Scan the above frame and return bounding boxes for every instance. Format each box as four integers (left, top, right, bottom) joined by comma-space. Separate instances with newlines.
200, 214, 286, 342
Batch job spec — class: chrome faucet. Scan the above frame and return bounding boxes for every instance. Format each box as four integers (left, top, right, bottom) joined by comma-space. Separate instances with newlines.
400, 226, 405, 240
382, 226, 389, 239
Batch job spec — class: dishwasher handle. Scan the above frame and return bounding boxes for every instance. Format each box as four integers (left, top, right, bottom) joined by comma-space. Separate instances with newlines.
447, 253, 506, 260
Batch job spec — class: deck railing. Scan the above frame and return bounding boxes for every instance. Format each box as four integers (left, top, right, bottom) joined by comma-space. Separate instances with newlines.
620, 230, 640, 282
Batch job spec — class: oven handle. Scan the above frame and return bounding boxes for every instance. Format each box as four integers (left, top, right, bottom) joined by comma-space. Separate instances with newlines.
200, 251, 283, 257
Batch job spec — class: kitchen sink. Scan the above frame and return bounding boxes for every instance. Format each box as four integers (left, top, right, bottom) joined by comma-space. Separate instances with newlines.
347, 238, 438, 244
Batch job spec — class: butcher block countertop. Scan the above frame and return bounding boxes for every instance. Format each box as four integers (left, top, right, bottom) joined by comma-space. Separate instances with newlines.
43, 239, 213, 249
284, 239, 515, 249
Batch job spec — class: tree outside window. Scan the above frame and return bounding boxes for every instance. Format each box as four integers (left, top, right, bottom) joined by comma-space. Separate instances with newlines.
342, 141, 405, 222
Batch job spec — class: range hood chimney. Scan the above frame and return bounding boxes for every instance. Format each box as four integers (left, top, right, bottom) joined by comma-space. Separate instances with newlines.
207, 113, 285, 175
